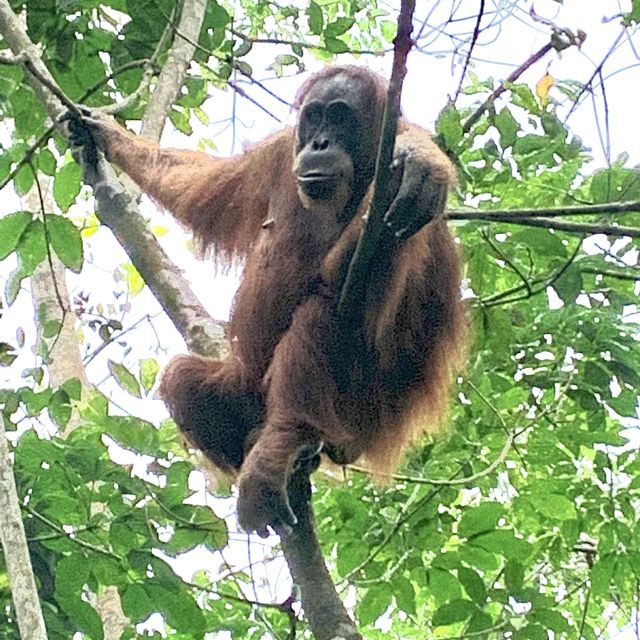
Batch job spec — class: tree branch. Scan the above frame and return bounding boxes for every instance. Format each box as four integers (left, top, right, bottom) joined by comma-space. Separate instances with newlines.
0, 415, 48, 640
281, 2, 417, 636
455, 214, 640, 238
141, 0, 206, 140
0, 3, 367, 638
277, 466, 362, 640
448, 199, 640, 219
0, 0, 224, 356
337, 0, 416, 317
447, 200, 640, 237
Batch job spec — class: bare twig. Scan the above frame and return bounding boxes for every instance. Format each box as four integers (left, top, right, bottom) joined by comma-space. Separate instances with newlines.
564, 28, 625, 123
453, 0, 486, 102
228, 80, 282, 122
348, 430, 515, 486
229, 27, 382, 56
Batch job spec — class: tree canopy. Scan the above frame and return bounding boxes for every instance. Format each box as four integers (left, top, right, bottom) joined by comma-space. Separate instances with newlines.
0, 0, 639, 638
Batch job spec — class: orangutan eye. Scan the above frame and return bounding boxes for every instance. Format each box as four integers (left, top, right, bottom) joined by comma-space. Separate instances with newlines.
302, 102, 323, 127
326, 101, 354, 127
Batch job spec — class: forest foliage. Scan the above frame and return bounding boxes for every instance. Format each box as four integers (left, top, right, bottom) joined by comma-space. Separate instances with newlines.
1, 0, 640, 638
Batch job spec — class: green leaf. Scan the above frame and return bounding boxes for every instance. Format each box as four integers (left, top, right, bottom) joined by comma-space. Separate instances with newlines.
324, 37, 349, 53
107, 416, 159, 454
139, 358, 160, 392
108, 360, 142, 398
336, 540, 369, 576
166, 505, 227, 553
533, 608, 571, 633
467, 611, 494, 635
122, 584, 155, 622
38, 148, 57, 176
159, 461, 192, 506
169, 107, 193, 135
458, 567, 486, 605
60, 377, 82, 401
504, 560, 525, 593
459, 502, 503, 538
0, 342, 18, 366
393, 576, 416, 615
5, 265, 27, 305
53, 162, 83, 212
21, 388, 52, 415
584, 361, 611, 388
56, 553, 90, 596
0, 211, 32, 260
13, 164, 34, 195
146, 582, 206, 634
458, 544, 500, 572
624, 0, 640, 24
380, 20, 397, 42
49, 389, 72, 429
608, 389, 638, 417
358, 584, 391, 626
56, 555, 104, 640
514, 624, 548, 640
308, 1, 323, 35
119, 262, 145, 296
16, 219, 47, 275
46, 214, 84, 272
13, 89, 45, 139
325, 17, 354, 38
553, 263, 583, 303
590, 555, 616, 595
512, 228, 566, 257
432, 599, 475, 627
513, 133, 548, 155
436, 105, 463, 149
275, 54, 299, 67
526, 493, 577, 521
78, 388, 108, 423
42, 319, 62, 338
541, 113, 565, 140
429, 568, 462, 605
471, 530, 530, 560
494, 108, 519, 148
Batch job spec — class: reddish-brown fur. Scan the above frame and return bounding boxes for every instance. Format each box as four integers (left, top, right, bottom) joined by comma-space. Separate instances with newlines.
85, 66, 466, 529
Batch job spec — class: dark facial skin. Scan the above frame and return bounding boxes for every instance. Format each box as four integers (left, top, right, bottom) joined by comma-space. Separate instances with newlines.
293, 73, 381, 208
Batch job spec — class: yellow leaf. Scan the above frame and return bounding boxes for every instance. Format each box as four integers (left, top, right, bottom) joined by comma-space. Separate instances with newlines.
151, 225, 169, 236
80, 226, 98, 238
536, 73, 554, 106
79, 212, 100, 237
119, 262, 145, 297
